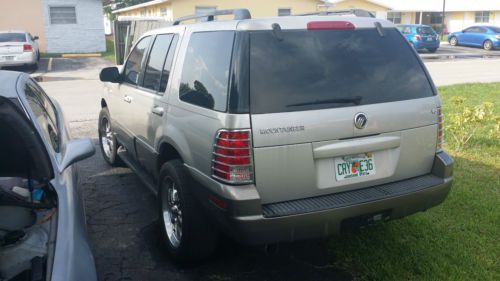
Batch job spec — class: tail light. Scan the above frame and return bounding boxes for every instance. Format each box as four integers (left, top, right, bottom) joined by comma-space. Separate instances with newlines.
307, 21, 355, 30
415, 35, 422, 41
23, 44, 33, 52
437, 107, 444, 151
495, 35, 500, 39
212, 129, 254, 184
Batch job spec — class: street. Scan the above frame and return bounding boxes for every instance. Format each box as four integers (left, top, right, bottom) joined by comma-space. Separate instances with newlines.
27, 51, 500, 281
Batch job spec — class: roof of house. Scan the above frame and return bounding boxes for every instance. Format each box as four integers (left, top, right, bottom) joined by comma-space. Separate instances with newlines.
330, 0, 500, 12
112, 0, 170, 14
379, 0, 500, 12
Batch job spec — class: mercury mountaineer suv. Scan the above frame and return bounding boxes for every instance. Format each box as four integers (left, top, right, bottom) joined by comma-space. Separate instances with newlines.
98, 9, 453, 262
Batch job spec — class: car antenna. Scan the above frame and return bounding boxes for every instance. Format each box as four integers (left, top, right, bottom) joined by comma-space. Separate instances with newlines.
272, 23, 284, 41
374, 22, 385, 37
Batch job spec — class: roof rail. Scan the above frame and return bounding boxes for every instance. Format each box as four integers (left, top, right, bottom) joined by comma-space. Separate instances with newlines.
173, 8, 251, 25
296, 9, 375, 18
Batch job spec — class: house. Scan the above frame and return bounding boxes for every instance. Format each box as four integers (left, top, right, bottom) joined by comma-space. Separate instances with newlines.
0, 0, 106, 53
112, 0, 333, 20
112, 0, 500, 34
329, 0, 500, 33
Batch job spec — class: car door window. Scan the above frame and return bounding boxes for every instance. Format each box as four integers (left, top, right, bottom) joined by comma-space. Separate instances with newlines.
477, 27, 487, 33
142, 34, 174, 92
123, 36, 152, 85
25, 81, 60, 152
159, 35, 179, 93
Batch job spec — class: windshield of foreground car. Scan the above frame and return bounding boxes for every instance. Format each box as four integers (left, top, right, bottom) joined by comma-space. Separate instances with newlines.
0, 33, 26, 43
249, 28, 435, 114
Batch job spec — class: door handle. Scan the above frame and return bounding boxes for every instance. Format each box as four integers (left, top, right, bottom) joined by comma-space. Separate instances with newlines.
123, 95, 132, 103
152, 106, 165, 116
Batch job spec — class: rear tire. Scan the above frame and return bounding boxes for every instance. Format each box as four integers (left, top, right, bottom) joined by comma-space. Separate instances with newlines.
427, 48, 438, 53
98, 107, 122, 166
158, 160, 218, 264
483, 40, 493, 51
450, 36, 458, 46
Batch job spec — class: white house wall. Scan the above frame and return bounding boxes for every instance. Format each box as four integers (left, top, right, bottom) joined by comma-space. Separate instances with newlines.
43, 0, 106, 53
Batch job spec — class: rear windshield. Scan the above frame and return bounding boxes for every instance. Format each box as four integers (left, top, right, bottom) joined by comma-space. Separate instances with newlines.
249, 28, 435, 114
0, 33, 26, 43
417, 26, 435, 35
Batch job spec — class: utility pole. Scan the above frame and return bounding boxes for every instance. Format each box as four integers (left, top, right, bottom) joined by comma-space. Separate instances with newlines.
441, 0, 446, 39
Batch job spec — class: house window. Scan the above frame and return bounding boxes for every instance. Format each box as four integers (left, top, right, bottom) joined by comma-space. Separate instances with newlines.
387, 12, 401, 24
475, 11, 489, 23
195, 6, 217, 22
430, 12, 443, 24
140, 10, 146, 16
160, 8, 168, 17
49, 7, 77, 24
278, 8, 291, 17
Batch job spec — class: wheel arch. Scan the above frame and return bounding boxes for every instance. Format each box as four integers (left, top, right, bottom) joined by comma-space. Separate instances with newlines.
157, 141, 184, 173
101, 98, 108, 108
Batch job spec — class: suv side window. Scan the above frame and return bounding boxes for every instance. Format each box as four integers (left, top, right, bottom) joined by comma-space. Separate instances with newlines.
159, 35, 179, 93
25, 81, 60, 152
142, 34, 174, 92
179, 31, 234, 111
123, 36, 152, 85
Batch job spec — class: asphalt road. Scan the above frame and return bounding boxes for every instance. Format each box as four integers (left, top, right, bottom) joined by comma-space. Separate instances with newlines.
35, 52, 500, 281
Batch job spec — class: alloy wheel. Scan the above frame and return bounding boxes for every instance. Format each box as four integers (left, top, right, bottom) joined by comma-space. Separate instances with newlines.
161, 177, 182, 248
100, 117, 113, 159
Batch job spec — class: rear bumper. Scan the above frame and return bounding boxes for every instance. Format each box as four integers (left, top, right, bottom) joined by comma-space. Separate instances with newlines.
189, 151, 453, 245
0, 52, 36, 67
414, 40, 440, 50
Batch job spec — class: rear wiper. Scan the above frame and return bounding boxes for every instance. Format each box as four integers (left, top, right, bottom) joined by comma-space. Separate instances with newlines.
286, 96, 362, 107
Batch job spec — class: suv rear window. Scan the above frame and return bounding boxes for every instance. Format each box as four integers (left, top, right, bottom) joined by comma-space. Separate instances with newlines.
249, 28, 435, 114
0, 33, 26, 43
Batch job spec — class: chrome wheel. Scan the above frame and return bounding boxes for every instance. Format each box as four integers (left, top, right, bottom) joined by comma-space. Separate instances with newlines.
484, 40, 492, 51
162, 177, 182, 248
450, 37, 458, 46
100, 117, 113, 159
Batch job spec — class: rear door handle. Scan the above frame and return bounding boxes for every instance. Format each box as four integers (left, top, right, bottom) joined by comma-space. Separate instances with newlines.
123, 96, 132, 103
152, 106, 165, 116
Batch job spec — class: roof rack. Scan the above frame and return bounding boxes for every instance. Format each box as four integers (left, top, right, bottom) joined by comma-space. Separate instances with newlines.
296, 9, 375, 18
173, 8, 251, 25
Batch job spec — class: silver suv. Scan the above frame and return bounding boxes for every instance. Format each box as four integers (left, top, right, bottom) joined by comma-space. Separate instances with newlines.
98, 9, 453, 262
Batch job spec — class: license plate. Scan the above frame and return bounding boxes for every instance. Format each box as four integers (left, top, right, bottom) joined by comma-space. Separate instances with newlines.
427, 37, 433, 41
1, 56, 14, 61
335, 153, 376, 181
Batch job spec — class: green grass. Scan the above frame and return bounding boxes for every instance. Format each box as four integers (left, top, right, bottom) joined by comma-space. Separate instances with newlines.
40, 53, 62, 58
102, 39, 115, 63
328, 83, 500, 281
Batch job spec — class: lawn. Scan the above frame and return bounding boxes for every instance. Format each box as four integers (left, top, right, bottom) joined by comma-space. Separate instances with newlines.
102, 39, 116, 63
328, 83, 500, 280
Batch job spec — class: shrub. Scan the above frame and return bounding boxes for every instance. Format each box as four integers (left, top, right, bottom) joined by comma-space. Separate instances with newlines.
446, 96, 497, 151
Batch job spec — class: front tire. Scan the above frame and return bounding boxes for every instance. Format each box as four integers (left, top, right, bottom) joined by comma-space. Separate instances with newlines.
98, 107, 122, 166
158, 160, 218, 263
483, 40, 493, 51
450, 36, 458, 46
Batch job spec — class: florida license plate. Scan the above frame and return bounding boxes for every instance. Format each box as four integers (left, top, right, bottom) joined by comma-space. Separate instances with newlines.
335, 153, 376, 181
427, 37, 433, 41
1, 56, 14, 61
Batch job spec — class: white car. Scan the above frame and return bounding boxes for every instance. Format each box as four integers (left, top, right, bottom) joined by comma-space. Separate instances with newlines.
0, 31, 40, 69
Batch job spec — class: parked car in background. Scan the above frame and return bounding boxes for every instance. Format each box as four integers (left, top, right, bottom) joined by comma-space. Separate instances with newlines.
99, 9, 453, 263
449, 26, 500, 50
0, 71, 97, 281
0, 31, 40, 69
397, 24, 440, 53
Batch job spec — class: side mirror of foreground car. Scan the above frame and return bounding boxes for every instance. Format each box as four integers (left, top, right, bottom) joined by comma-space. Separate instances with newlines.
100, 67, 121, 83
58, 138, 95, 173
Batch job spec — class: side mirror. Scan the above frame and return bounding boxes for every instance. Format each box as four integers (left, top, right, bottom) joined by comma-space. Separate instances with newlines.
33, 36, 39, 41
58, 139, 95, 173
100, 67, 121, 83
